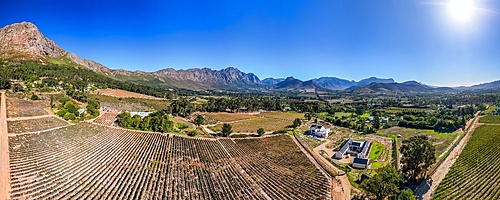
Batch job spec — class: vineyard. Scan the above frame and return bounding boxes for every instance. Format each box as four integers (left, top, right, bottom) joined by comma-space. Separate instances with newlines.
9, 123, 330, 199
433, 125, 500, 199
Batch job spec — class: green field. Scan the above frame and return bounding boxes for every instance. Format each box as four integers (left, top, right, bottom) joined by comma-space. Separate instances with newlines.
433, 125, 500, 199
478, 115, 500, 124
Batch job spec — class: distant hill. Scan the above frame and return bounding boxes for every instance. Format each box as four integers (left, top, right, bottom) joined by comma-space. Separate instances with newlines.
312, 77, 395, 90
460, 80, 500, 91
262, 78, 285, 85
274, 77, 328, 92
346, 81, 455, 94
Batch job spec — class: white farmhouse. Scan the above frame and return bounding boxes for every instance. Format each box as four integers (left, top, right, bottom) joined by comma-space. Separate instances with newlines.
310, 124, 330, 138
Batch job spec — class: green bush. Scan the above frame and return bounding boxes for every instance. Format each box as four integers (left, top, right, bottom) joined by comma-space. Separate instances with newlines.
177, 123, 189, 130
30, 94, 40, 100
272, 129, 288, 134
63, 112, 76, 120
187, 130, 198, 137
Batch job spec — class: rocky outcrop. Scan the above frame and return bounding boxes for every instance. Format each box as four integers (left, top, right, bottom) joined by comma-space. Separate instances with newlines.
0, 22, 65, 59
0, 22, 112, 74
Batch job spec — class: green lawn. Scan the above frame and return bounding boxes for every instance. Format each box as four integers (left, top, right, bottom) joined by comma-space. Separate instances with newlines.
484, 105, 498, 115
479, 115, 500, 124
368, 141, 384, 161
371, 161, 385, 169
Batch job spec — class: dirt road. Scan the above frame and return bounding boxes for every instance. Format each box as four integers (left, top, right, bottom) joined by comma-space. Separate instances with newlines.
313, 140, 352, 200
0, 91, 10, 199
415, 113, 481, 200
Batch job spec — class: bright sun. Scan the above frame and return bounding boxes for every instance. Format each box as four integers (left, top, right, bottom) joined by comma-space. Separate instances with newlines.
448, 0, 476, 22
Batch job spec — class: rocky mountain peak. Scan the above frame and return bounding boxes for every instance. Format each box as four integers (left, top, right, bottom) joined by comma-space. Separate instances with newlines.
0, 21, 65, 59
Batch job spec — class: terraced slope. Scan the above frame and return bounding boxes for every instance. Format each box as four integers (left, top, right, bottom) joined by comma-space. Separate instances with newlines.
9, 123, 330, 199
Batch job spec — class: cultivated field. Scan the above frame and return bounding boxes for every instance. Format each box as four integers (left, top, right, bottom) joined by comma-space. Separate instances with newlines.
433, 125, 500, 199
8, 123, 330, 199
6, 99, 49, 118
89, 94, 170, 112
478, 115, 500, 124
96, 89, 161, 100
208, 112, 304, 133
7, 117, 68, 134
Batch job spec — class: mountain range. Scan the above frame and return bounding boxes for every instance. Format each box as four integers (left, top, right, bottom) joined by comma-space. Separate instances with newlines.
1, 21, 499, 93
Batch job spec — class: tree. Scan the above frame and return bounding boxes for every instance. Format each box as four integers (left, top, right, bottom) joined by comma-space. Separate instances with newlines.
63, 112, 76, 121
397, 189, 416, 200
50, 95, 54, 108
360, 165, 401, 200
257, 128, 265, 136
0, 77, 11, 89
30, 94, 40, 100
187, 130, 198, 137
304, 112, 312, 120
194, 115, 204, 126
400, 135, 436, 182
221, 123, 232, 137
292, 118, 302, 129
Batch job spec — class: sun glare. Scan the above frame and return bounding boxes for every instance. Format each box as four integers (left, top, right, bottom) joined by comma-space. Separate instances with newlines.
448, 0, 476, 22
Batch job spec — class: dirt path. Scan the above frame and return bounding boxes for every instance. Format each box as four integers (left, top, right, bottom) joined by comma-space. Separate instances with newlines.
415, 112, 481, 200
313, 140, 352, 200
0, 91, 10, 199
6, 114, 53, 121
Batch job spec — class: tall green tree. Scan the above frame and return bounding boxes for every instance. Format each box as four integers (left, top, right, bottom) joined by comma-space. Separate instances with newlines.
400, 135, 436, 182
292, 118, 302, 129
194, 115, 204, 126
360, 165, 401, 200
221, 123, 232, 137
257, 128, 265, 136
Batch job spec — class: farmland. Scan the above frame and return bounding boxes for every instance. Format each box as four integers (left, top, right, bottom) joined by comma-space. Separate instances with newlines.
433, 125, 500, 199
478, 115, 500, 124
6, 99, 49, 118
7, 117, 68, 134
8, 123, 330, 199
208, 112, 304, 133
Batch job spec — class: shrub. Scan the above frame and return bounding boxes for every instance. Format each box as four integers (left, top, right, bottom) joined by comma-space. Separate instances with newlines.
257, 128, 265, 136
272, 129, 288, 134
187, 130, 198, 137
177, 123, 189, 130
30, 94, 40, 100
63, 112, 76, 121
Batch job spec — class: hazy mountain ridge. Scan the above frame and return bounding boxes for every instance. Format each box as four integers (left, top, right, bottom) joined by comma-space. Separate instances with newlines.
346, 81, 455, 93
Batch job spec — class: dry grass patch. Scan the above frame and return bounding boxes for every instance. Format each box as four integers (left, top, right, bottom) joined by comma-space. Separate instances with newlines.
203, 112, 257, 123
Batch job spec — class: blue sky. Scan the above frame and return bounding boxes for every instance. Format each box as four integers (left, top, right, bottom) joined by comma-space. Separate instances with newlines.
1, 0, 500, 86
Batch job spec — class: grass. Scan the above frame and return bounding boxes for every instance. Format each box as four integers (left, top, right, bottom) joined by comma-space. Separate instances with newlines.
334, 112, 352, 118
478, 115, 500, 124
484, 105, 498, 115
371, 162, 385, 169
368, 141, 384, 161
376, 127, 458, 159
